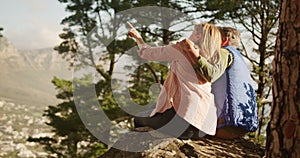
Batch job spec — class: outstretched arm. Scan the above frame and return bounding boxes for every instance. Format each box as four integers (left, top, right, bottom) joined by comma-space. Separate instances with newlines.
127, 22, 184, 61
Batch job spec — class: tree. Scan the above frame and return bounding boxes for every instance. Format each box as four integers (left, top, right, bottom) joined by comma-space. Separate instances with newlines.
29, 0, 134, 156
197, 0, 281, 144
266, 0, 300, 157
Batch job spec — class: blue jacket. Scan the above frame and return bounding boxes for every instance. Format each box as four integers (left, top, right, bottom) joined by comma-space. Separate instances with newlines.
212, 46, 258, 132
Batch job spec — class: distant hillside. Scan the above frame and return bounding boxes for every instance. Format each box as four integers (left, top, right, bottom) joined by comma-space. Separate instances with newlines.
0, 37, 72, 106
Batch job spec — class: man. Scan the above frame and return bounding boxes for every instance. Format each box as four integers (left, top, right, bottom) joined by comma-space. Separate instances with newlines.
186, 26, 258, 139
212, 27, 258, 139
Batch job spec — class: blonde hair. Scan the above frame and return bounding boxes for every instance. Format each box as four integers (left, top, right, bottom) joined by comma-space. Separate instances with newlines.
219, 27, 241, 48
194, 23, 222, 64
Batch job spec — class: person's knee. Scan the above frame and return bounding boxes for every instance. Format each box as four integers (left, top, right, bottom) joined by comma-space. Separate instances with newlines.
133, 116, 143, 128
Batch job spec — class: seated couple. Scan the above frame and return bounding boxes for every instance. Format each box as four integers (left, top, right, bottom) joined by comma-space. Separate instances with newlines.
127, 22, 258, 139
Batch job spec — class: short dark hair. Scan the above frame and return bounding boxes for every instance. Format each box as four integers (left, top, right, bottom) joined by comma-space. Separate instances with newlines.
218, 27, 241, 48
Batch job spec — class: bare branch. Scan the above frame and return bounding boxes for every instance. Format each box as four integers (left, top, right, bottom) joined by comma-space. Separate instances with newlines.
144, 63, 159, 83
241, 41, 259, 65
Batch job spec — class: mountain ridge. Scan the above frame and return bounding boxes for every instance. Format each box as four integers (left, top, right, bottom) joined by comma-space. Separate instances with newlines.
0, 37, 72, 106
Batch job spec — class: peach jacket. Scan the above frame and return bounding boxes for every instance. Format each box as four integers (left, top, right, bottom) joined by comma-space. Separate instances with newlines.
138, 39, 217, 135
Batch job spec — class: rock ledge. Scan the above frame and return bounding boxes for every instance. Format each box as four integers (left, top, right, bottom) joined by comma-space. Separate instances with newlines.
100, 128, 264, 158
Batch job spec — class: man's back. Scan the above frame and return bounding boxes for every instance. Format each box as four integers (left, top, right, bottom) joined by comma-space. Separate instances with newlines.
212, 46, 258, 139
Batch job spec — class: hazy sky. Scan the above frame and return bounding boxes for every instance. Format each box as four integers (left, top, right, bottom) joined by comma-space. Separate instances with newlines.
0, 0, 69, 50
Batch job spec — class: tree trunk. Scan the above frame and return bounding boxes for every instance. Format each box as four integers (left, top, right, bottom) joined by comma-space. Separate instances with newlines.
266, 0, 300, 157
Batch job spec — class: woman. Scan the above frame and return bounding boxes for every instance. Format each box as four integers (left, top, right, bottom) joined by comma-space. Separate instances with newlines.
128, 22, 225, 138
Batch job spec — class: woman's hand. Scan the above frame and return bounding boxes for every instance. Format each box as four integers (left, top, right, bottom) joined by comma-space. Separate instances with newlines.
127, 22, 145, 49
127, 22, 142, 41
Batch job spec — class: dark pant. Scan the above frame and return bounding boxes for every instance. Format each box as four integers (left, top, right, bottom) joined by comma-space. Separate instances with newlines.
134, 108, 205, 139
